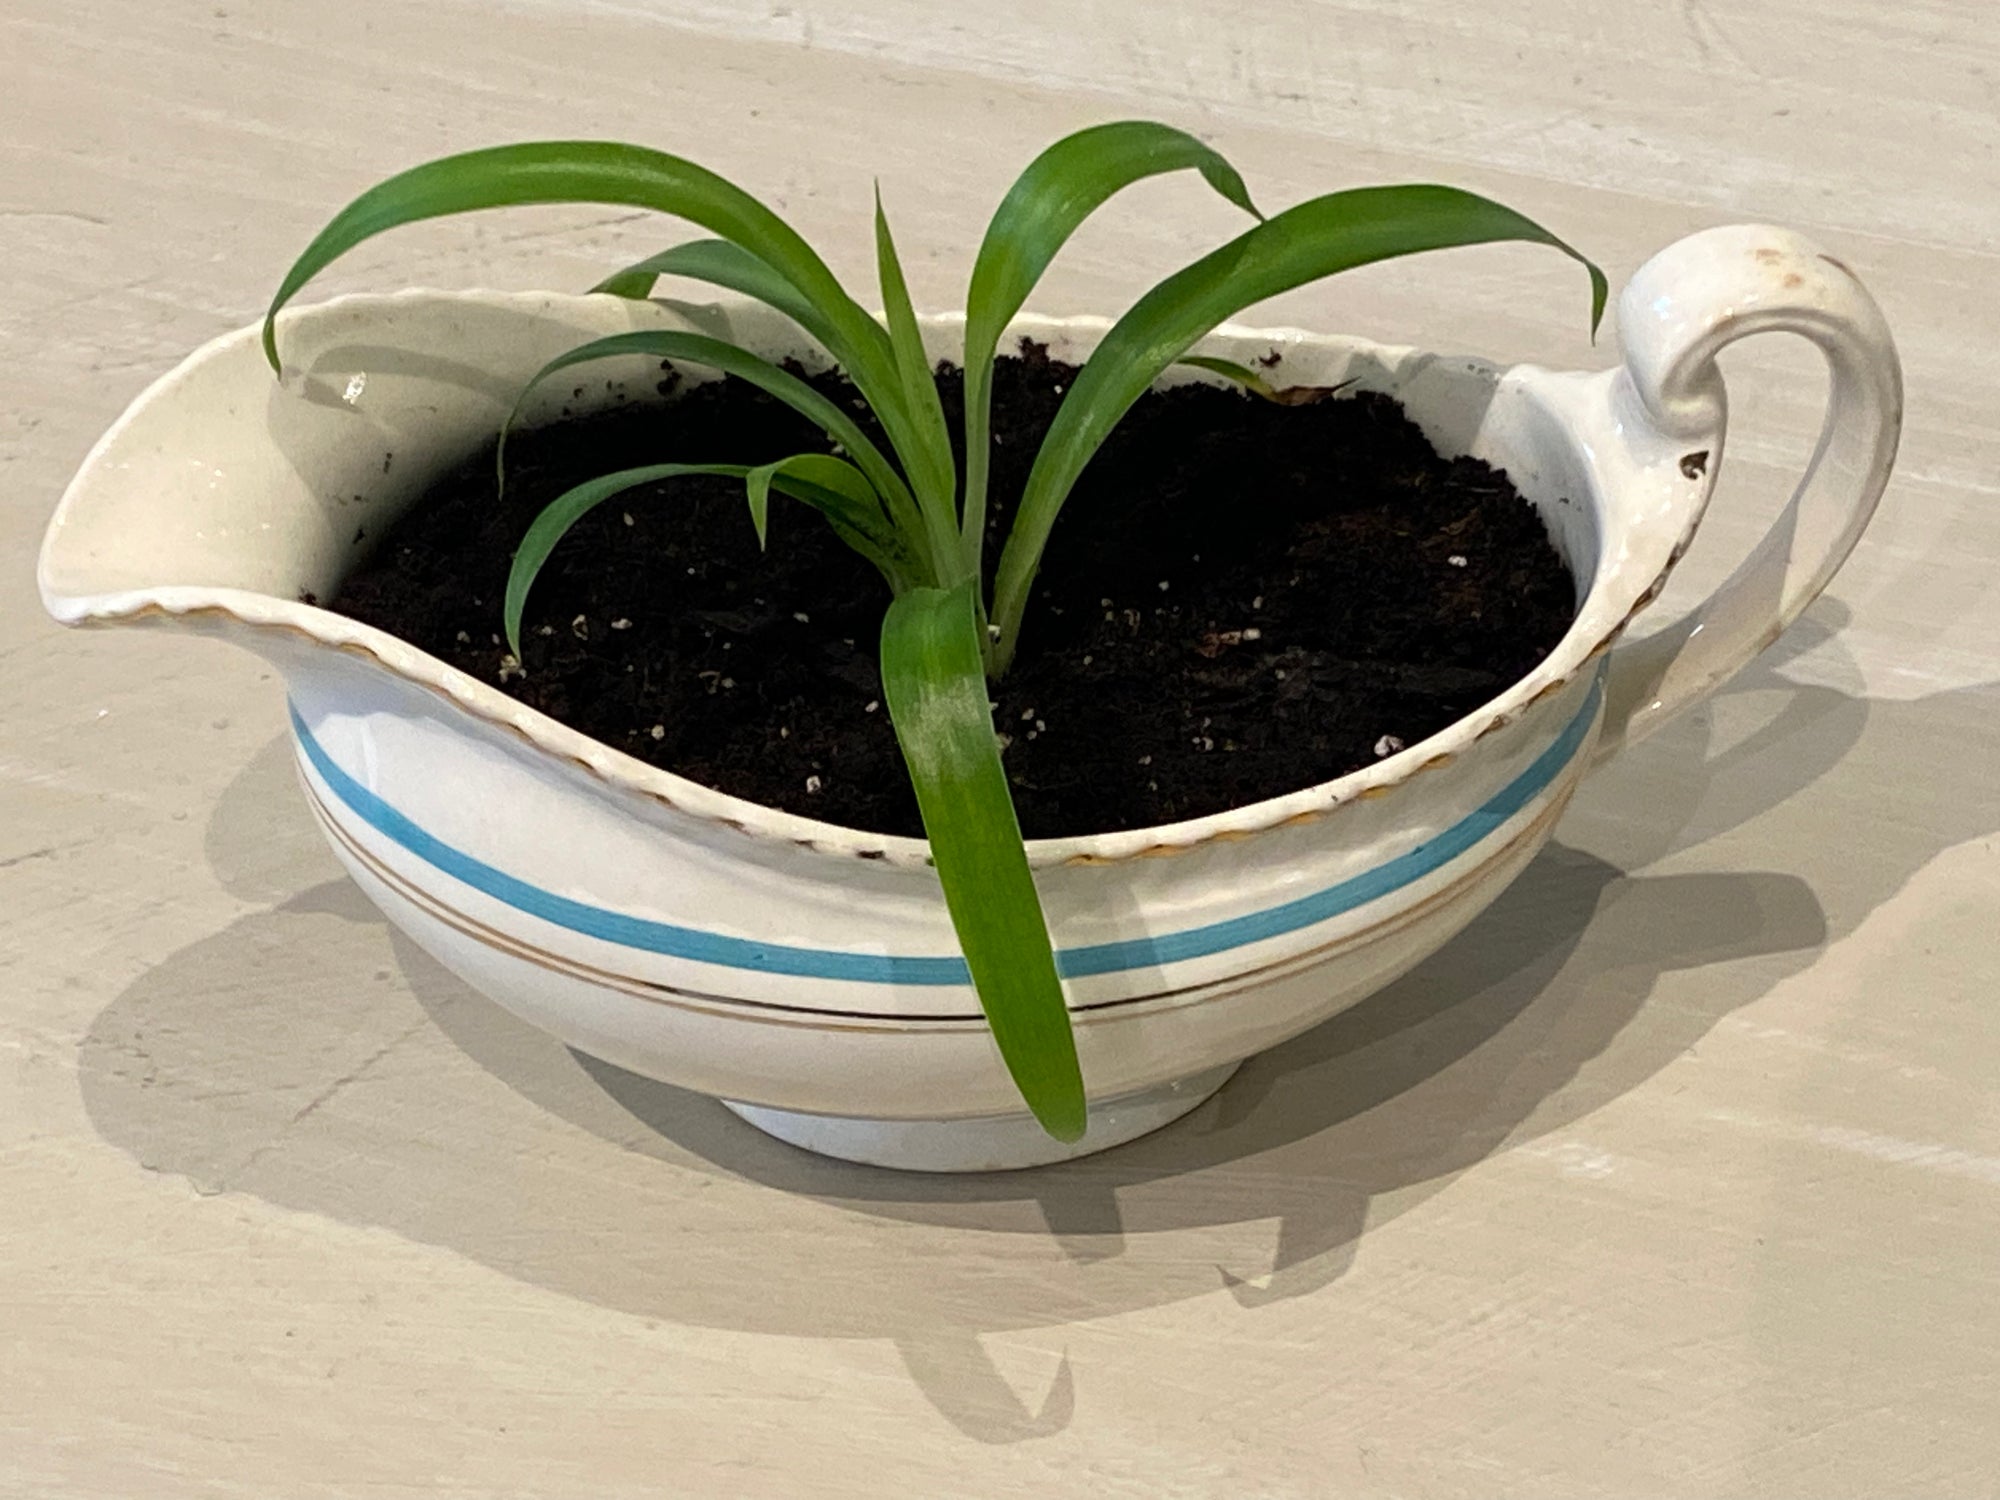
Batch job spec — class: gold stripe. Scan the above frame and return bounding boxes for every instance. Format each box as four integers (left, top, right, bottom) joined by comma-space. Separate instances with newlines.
300, 756, 1575, 1032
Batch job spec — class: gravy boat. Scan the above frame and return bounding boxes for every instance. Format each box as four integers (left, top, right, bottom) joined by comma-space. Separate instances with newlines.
40, 225, 1900, 1170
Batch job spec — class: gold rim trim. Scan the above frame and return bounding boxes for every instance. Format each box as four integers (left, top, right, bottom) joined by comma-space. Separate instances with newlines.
88, 592, 1606, 869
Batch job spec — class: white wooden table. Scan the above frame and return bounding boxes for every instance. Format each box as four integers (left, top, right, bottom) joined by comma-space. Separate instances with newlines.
5, 2, 1995, 1493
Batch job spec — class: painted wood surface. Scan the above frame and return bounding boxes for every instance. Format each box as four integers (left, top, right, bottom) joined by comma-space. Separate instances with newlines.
3, 1, 1995, 1493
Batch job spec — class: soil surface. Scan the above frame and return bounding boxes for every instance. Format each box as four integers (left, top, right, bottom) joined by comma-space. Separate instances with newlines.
331, 345, 1577, 839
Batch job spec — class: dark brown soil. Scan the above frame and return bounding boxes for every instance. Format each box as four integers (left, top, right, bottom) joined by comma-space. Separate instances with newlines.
331, 344, 1576, 839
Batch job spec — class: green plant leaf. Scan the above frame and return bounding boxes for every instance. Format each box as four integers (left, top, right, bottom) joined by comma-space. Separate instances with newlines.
878, 579, 1086, 1141
1173, 354, 1279, 401
769, 469, 918, 588
959, 121, 1263, 570
1174, 354, 1359, 406
873, 188, 961, 570
258, 140, 944, 481
742, 451, 888, 555
590, 238, 839, 349
494, 328, 924, 552
506, 462, 739, 658
988, 184, 1607, 667
503, 459, 903, 657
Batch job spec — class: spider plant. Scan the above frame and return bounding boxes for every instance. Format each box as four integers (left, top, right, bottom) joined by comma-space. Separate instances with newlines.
264, 121, 1604, 1142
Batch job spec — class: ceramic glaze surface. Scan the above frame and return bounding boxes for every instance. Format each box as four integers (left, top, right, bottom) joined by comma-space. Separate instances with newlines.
40, 225, 1900, 1169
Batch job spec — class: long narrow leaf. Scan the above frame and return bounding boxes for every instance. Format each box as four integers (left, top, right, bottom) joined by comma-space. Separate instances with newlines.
258, 140, 938, 477
503, 459, 903, 657
762, 461, 916, 588
988, 185, 1607, 667
494, 329, 926, 552
591, 238, 839, 351
505, 462, 741, 657
878, 580, 1086, 1141
740, 450, 896, 568
873, 189, 961, 573
1173, 354, 1280, 401
959, 122, 1263, 570
1174, 354, 1359, 406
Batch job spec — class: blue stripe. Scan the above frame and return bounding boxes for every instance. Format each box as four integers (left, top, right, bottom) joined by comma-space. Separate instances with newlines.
291, 679, 1597, 986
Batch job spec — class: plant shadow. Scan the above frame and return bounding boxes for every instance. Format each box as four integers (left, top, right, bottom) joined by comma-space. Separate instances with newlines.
79, 603, 1997, 1441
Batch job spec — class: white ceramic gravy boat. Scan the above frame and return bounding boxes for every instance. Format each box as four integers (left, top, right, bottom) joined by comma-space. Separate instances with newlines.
40, 224, 1900, 1170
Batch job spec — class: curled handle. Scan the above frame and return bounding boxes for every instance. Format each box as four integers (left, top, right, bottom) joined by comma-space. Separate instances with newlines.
1594, 224, 1902, 762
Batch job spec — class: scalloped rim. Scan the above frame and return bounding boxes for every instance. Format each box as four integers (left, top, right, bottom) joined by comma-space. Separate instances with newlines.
40, 288, 1670, 871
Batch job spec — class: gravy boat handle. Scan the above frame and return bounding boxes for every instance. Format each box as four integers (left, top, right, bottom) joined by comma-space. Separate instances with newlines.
1589, 223, 1902, 764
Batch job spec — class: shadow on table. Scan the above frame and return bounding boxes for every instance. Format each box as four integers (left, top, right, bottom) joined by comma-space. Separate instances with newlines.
80, 605, 1998, 1442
